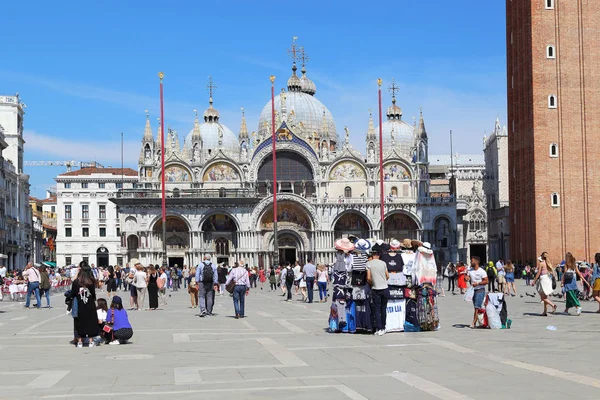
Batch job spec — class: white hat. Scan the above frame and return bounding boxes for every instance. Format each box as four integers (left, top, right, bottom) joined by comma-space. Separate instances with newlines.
355, 238, 372, 253
389, 239, 402, 251
417, 242, 433, 255
129, 258, 141, 266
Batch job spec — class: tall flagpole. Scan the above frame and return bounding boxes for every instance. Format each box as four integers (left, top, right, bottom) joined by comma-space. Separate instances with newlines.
270, 75, 279, 267
377, 78, 385, 241
159, 72, 167, 269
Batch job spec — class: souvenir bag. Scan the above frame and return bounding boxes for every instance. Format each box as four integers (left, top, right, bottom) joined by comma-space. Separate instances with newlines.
417, 285, 439, 331
328, 302, 339, 333
351, 270, 367, 286
388, 285, 405, 300
157, 274, 165, 290
404, 298, 420, 332
340, 300, 356, 333
332, 271, 347, 285
332, 286, 346, 301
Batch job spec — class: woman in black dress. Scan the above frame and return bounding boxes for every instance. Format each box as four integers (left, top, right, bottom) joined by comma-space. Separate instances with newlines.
147, 265, 159, 310
70, 262, 99, 348
106, 265, 117, 300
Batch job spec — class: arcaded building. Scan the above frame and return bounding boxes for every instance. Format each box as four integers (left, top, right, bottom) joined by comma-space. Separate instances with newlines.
111, 56, 457, 268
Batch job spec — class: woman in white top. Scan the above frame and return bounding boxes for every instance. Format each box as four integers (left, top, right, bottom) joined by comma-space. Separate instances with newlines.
133, 265, 147, 311
298, 266, 307, 302
96, 298, 109, 344
316, 264, 329, 303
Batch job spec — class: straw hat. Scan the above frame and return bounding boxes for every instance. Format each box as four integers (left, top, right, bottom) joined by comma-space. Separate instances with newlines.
411, 240, 423, 249
335, 238, 355, 253
402, 239, 413, 249
129, 258, 141, 267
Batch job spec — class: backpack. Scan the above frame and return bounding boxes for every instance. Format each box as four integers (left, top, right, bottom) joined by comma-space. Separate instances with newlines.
285, 268, 295, 285
486, 266, 496, 279
202, 262, 214, 284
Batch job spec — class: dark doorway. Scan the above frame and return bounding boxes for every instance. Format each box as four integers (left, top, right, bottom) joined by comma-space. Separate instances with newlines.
168, 257, 184, 269
470, 244, 487, 265
217, 257, 229, 266
279, 248, 297, 266
96, 247, 109, 267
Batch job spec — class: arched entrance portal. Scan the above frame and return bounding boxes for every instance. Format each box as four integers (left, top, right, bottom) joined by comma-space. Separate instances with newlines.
96, 246, 109, 268
383, 212, 419, 241
278, 234, 301, 265
153, 216, 189, 268
334, 212, 370, 239
202, 213, 238, 265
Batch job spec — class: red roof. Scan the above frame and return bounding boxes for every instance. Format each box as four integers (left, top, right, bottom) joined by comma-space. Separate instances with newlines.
58, 167, 138, 177
29, 196, 42, 202
42, 196, 57, 203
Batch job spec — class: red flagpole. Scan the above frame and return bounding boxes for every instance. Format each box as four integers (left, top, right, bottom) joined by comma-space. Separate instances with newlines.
270, 76, 278, 267
378, 79, 385, 241
159, 72, 167, 268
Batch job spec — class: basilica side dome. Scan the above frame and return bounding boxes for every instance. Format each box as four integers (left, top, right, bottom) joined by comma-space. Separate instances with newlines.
377, 96, 415, 158
184, 99, 238, 154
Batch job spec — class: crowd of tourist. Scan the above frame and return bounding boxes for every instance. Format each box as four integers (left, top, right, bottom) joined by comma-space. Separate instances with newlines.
5, 245, 600, 346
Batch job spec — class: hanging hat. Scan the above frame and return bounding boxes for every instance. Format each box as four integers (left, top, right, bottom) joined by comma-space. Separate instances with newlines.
411, 240, 423, 249
401, 239, 413, 249
347, 234, 359, 244
417, 241, 433, 255
375, 239, 384, 246
335, 238, 355, 253
355, 239, 372, 253
371, 243, 382, 255
389, 239, 402, 251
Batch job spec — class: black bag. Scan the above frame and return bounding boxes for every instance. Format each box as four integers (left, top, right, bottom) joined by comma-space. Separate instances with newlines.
202, 263, 214, 284
351, 270, 367, 286
285, 268, 295, 285
551, 274, 557, 290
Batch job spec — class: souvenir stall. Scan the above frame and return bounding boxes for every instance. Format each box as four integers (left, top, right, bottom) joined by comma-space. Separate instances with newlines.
328, 237, 440, 334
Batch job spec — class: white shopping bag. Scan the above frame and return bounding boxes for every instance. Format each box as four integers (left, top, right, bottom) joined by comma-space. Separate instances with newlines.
463, 287, 474, 302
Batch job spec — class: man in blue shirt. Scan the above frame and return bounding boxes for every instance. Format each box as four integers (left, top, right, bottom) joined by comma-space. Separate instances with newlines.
196, 255, 218, 317
303, 259, 317, 303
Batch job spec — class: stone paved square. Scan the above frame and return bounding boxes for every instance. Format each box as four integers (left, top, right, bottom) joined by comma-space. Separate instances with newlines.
1, 281, 599, 400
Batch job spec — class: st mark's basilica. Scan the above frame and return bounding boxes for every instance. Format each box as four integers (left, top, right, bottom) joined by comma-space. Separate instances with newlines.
112, 50, 457, 269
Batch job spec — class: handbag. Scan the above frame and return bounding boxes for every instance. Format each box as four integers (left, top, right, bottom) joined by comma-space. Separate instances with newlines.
70, 297, 79, 318
226, 278, 236, 294
551, 274, 557, 290
157, 274, 165, 290
103, 324, 112, 333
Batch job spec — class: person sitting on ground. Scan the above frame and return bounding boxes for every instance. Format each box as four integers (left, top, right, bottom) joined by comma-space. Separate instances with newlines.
106, 296, 133, 345
96, 298, 109, 344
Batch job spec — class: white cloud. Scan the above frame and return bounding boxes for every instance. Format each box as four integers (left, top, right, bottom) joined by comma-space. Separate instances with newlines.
24, 130, 141, 166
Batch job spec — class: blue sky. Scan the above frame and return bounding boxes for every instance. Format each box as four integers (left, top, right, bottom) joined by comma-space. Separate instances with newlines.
0, 0, 506, 198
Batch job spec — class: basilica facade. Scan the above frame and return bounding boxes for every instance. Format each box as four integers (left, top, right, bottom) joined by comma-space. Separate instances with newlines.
111, 58, 457, 268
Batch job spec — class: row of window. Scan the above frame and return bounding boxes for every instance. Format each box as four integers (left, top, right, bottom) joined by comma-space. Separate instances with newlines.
64, 226, 117, 238
547, 0, 558, 209
63, 182, 124, 189
64, 204, 107, 220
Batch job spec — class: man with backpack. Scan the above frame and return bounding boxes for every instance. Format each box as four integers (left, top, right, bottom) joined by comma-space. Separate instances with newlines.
281, 263, 295, 302
485, 261, 497, 292
195, 255, 218, 317
170, 266, 179, 292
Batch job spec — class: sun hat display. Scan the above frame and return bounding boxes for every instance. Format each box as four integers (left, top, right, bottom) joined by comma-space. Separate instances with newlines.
402, 238, 413, 249
417, 241, 433, 255
411, 240, 424, 249
355, 238, 372, 253
347, 234, 359, 244
335, 238, 355, 252
389, 239, 402, 251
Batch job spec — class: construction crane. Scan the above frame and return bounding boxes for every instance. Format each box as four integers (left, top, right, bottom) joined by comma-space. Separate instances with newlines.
23, 161, 104, 172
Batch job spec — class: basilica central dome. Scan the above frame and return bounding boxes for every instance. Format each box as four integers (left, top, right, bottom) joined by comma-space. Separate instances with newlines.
257, 64, 337, 148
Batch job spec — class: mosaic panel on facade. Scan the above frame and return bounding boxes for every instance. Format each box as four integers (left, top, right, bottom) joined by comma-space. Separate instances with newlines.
329, 161, 366, 181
